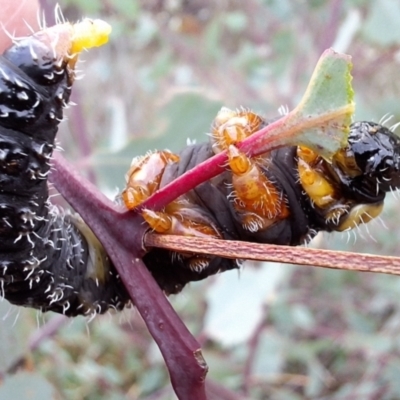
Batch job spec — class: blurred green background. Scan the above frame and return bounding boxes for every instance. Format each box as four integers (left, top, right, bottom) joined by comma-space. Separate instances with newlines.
2, 0, 400, 399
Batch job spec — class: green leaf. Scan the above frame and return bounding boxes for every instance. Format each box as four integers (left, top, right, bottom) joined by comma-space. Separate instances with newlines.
204, 262, 290, 346
362, 0, 400, 46
0, 303, 29, 374
0, 373, 58, 400
241, 48, 355, 161
91, 91, 223, 191
288, 48, 354, 158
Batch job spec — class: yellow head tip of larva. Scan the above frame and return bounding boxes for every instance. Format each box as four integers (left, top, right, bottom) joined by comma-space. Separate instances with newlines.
70, 19, 112, 54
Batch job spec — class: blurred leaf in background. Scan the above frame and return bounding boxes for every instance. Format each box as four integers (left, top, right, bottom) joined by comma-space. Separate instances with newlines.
3, 0, 400, 399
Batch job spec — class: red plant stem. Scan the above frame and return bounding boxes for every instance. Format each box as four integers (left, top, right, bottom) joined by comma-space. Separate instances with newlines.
140, 116, 285, 211
50, 152, 208, 400
140, 151, 226, 211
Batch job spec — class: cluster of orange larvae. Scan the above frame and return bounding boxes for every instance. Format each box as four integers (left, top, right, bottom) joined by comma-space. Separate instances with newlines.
121, 109, 289, 235
121, 108, 384, 271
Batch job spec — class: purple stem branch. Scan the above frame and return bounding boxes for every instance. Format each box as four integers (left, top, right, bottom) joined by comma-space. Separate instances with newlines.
50, 152, 208, 400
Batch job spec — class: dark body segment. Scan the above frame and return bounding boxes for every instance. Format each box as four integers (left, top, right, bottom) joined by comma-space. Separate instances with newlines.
142, 120, 400, 294
0, 25, 129, 316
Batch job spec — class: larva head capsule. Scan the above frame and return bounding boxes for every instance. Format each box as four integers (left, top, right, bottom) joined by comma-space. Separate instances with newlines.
348, 121, 400, 194
3, 19, 111, 86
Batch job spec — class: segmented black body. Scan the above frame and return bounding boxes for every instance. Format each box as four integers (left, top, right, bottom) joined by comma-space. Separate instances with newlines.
144, 122, 400, 294
0, 34, 128, 317
143, 144, 313, 294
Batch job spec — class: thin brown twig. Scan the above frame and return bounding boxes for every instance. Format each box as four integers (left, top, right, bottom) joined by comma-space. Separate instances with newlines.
145, 233, 400, 276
